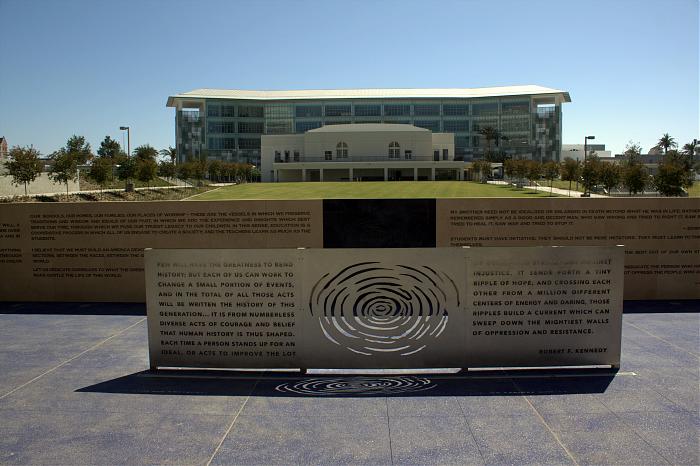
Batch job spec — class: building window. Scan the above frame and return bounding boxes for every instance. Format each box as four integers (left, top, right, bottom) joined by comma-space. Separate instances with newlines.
238, 122, 264, 133
472, 103, 499, 116
354, 104, 381, 116
404, 150, 412, 160
414, 104, 440, 116
295, 105, 322, 117
443, 120, 470, 133
238, 138, 260, 150
293, 150, 300, 161
389, 141, 400, 159
443, 149, 449, 160
434, 150, 440, 161
414, 120, 441, 132
325, 104, 351, 117
336, 141, 348, 158
222, 105, 235, 117
295, 121, 322, 133
274, 151, 281, 162
325, 150, 332, 161
443, 104, 469, 116
384, 104, 411, 116
238, 105, 264, 118
207, 104, 221, 117
284, 150, 290, 163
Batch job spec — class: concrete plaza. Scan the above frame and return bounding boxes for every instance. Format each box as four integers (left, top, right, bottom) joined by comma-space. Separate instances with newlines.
0, 301, 697, 465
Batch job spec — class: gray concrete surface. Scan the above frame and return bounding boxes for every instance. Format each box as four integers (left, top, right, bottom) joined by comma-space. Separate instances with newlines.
0, 302, 697, 465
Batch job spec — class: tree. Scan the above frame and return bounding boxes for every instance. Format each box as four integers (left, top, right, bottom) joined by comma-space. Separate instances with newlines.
133, 144, 158, 162
63, 135, 93, 164
158, 160, 176, 179
208, 160, 223, 183
135, 158, 158, 188
503, 159, 516, 181
624, 141, 643, 162
622, 162, 648, 195
542, 161, 559, 196
192, 159, 207, 185
653, 150, 693, 196
579, 154, 602, 194
657, 133, 677, 154
681, 139, 698, 169
598, 162, 621, 194
512, 159, 529, 186
159, 146, 177, 164
4, 146, 43, 195
89, 157, 112, 191
48, 149, 78, 194
97, 136, 123, 180
116, 157, 137, 185
176, 161, 193, 183
560, 157, 579, 194
525, 160, 542, 186
471, 160, 483, 182
478, 126, 498, 159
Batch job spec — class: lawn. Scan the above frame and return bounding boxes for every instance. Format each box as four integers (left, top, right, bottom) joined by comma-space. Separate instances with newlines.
687, 183, 700, 197
188, 181, 560, 200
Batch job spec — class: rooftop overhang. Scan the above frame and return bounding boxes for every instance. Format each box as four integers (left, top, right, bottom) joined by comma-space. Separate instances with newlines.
166, 85, 571, 107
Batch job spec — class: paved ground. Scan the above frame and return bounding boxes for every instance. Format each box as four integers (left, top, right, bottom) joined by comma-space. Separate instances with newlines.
0, 302, 697, 465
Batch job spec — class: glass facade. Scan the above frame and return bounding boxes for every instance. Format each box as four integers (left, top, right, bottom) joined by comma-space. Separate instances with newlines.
179, 94, 563, 164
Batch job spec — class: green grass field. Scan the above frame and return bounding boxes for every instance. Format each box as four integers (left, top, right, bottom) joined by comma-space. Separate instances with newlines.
188, 181, 560, 200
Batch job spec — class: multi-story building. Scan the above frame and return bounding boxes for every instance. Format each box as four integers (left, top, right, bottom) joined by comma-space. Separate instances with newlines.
561, 143, 612, 161
166, 85, 570, 167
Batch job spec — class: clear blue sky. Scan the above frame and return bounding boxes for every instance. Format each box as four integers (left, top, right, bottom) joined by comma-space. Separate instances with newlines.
1, 0, 697, 156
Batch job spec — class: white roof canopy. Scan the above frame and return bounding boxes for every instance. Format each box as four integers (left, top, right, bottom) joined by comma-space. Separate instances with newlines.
166, 85, 571, 106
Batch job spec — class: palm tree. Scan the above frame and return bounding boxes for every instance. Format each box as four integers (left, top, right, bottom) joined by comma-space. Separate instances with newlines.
682, 139, 697, 164
478, 126, 498, 159
657, 133, 677, 154
159, 146, 177, 164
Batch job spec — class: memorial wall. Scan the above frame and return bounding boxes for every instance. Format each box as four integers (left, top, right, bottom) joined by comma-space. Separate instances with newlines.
0, 197, 697, 301
145, 246, 624, 369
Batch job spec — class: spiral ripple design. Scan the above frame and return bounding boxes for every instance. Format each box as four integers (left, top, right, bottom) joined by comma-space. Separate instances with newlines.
275, 376, 436, 395
309, 262, 459, 356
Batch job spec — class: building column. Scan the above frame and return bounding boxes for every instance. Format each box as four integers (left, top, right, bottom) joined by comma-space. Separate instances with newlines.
430, 167, 436, 181
413, 167, 418, 181
384, 167, 388, 181
319, 168, 324, 182
458, 169, 464, 181
302, 169, 306, 182
274, 170, 278, 183
349, 168, 354, 181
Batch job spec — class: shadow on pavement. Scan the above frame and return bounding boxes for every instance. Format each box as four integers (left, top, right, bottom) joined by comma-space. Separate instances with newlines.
623, 300, 699, 313
77, 369, 618, 398
0, 302, 145, 316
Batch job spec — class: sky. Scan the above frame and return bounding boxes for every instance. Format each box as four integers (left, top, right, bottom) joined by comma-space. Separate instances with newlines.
0, 0, 698, 157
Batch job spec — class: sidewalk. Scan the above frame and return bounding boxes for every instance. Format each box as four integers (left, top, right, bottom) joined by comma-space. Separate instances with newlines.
487, 180, 607, 198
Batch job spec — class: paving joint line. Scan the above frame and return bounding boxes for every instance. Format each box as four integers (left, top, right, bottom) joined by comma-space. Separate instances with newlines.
205, 378, 259, 466
601, 400, 676, 465
181, 185, 225, 201
626, 321, 699, 357
0, 317, 146, 400
385, 397, 394, 466
514, 379, 580, 466
456, 392, 487, 465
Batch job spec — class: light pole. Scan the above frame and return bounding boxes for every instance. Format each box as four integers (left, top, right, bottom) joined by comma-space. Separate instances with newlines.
119, 126, 130, 158
119, 126, 132, 191
582, 135, 595, 196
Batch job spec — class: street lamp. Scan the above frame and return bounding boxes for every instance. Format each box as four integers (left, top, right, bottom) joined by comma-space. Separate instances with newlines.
119, 126, 130, 158
119, 126, 132, 191
584, 135, 595, 163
